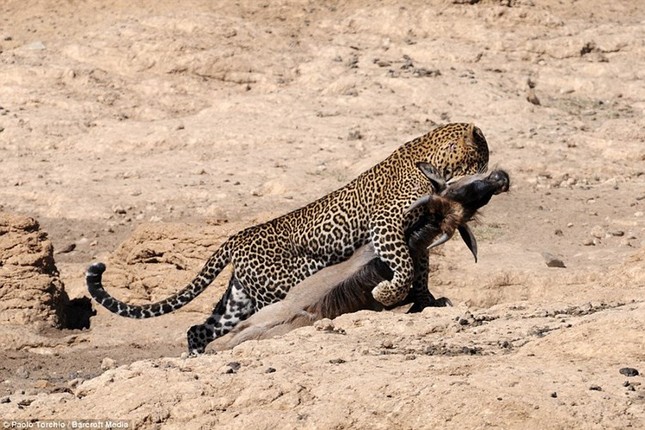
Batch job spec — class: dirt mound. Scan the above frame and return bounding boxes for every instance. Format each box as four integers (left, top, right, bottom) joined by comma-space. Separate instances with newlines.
94, 221, 238, 315
0, 213, 67, 327
2, 300, 643, 429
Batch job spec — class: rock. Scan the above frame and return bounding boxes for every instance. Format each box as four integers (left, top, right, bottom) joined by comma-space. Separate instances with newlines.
542, 252, 566, 268
619, 367, 639, 377
221, 362, 241, 374
0, 396, 9, 404
0, 213, 69, 327
550, 392, 557, 398
589, 385, 602, 391
590, 225, 604, 239
16, 366, 30, 379
314, 318, 335, 332
101, 357, 117, 371
458, 311, 476, 326
24, 41, 46, 50
526, 88, 541, 106
56, 243, 76, 254
34, 380, 50, 389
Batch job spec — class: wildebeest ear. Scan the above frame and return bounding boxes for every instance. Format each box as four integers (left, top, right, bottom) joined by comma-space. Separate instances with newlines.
416, 162, 445, 193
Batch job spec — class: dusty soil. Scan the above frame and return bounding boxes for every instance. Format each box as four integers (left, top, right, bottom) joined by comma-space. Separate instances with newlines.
0, 0, 644, 428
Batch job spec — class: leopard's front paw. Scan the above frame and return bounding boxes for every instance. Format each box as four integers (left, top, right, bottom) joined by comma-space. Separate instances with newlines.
372, 281, 406, 307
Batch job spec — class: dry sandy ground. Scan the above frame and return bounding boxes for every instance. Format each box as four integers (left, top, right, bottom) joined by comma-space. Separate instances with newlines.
0, 0, 644, 428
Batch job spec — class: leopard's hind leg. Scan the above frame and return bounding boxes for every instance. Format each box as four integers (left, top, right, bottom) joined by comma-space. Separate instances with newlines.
187, 276, 254, 355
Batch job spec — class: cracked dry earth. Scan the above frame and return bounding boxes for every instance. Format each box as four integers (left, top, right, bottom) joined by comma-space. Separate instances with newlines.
0, 0, 644, 429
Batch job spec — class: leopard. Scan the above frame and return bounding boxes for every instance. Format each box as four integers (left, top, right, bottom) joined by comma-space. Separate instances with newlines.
86, 122, 489, 354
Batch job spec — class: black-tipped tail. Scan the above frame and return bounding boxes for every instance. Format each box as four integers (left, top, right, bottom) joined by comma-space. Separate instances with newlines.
86, 262, 106, 278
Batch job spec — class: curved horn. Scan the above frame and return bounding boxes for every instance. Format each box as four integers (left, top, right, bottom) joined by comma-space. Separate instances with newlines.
405, 195, 433, 214
427, 232, 451, 250
458, 224, 478, 263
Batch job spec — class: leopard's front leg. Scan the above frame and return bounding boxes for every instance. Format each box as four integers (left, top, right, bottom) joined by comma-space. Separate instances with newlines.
369, 216, 415, 306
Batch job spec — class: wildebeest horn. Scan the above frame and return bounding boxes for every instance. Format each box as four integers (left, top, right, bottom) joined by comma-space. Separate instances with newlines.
427, 232, 451, 250
458, 224, 478, 263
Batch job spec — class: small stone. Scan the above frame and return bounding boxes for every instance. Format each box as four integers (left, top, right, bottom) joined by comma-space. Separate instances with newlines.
347, 130, 363, 141
17, 399, 33, 407
526, 88, 541, 106
227, 362, 241, 372
329, 358, 346, 364
542, 252, 566, 268
620, 238, 633, 247
381, 339, 394, 349
56, 243, 76, 254
16, 366, 30, 378
589, 385, 602, 391
609, 230, 625, 237
583, 238, 595, 246
554, 229, 563, 236
25, 41, 46, 50
265, 367, 276, 373
590, 225, 604, 239
550, 392, 558, 398
112, 205, 127, 215
34, 380, 49, 389
101, 357, 116, 371
0, 396, 10, 404
68, 378, 83, 388
619, 367, 639, 377
314, 318, 335, 332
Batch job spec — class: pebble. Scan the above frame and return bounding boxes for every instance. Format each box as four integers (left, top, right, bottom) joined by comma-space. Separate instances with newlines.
101, 357, 116, 371
590, 225, 604, 239
265, 367, 276, 374
25, 41, 46, 50
550, 392, 558, 398
582, 238, 595, 246
34, 380, 49, 389
542, 252, 566, 268
0, 396, 10, 404
68, 378, 83, 388
619, 367, 639, 377
526, 88, 541, 105
458, 310, 475, 326
16, 366, 30, 379
314, 318, 335, 332
56, 243, 76, 254
589, 385, 602, 391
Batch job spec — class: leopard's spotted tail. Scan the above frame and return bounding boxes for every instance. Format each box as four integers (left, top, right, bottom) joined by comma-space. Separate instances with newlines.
86, 241, 233, 318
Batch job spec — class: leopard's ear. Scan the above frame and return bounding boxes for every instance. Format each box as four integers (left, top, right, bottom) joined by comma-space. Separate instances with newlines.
416, 162, 445, 193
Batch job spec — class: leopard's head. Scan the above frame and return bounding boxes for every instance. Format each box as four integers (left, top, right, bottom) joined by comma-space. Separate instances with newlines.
424, 123, 489, 180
